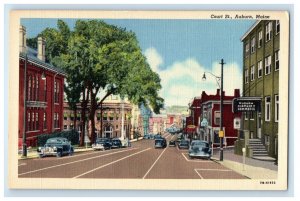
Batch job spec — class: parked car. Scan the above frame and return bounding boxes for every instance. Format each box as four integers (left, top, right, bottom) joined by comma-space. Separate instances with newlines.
149, 134, 155, 139
92, 138, 112, 150
154, 138, 167, 148
37, 137, 74, 158
154, 134, 162, 139
176, 134, 184, 142
178, 139, 190, 149
111, 138, 122, 149
169, 140, 176, 147
143, 134, 151, 139
188, 140, 211, 159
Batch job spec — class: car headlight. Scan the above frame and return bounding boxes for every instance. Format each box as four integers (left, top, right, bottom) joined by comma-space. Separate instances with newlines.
53, 146, 57, 151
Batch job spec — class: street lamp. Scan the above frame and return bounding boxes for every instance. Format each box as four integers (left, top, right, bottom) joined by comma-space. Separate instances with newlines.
202, 59, 225, 161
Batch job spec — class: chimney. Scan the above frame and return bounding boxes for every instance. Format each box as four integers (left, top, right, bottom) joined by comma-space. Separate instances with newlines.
216, 89, 220, 96
234, 89, 240, 97
37, 37, 46, 62
19, 25, 27, 53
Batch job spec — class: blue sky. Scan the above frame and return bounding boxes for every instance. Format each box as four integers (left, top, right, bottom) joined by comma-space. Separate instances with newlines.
21, 18, 255, 107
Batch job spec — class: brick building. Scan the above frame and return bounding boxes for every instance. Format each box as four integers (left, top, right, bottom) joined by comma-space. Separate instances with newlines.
199, 89, 241, 147
19, 25, 65, 147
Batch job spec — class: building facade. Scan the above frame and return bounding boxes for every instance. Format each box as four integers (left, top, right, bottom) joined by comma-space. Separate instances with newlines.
241, 20, 280, 157
19, 25, 65, 147
200, 89, 241, 147
63, 95, 133, 139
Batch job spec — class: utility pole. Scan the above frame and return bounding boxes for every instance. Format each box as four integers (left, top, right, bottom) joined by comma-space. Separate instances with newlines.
220, 59, 225, 161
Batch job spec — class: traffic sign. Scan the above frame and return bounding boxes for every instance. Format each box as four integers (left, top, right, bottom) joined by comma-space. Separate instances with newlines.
233, 97, 261, 113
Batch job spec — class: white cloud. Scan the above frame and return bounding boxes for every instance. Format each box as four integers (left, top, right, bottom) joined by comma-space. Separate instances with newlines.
144, 47, 242, 107
144, 47, 163, 72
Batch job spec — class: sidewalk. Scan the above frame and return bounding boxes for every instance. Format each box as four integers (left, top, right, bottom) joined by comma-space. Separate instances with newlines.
212, 148, 278, 179
18, 147, 94, 160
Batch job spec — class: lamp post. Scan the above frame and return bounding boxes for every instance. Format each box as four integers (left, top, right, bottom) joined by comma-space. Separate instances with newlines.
202, 59, 225, 161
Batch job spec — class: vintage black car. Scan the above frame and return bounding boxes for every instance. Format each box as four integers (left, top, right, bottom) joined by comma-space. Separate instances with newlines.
111, 138, 122, 149
92, 138, 112, 150
178, 139, 190, 149
154, 134, 163, 139
188, 140, 211, 159
37, 137, 74, 158
154, 138, 167, 148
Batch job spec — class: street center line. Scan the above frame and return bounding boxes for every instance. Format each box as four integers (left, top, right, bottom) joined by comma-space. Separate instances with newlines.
19, 148, 138, 176
73, 148, 151, 178
143, 147, 168, 179
194, 169, 204, 179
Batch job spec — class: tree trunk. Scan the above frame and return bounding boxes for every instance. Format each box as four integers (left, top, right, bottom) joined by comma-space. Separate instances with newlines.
80, 87, 89, 147
89, 93, 96, 144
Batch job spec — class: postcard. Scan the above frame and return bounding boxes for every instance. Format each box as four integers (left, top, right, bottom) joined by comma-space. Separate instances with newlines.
8, 10, 289, 190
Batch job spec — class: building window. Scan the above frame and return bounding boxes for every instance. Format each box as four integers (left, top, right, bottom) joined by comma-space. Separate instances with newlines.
245, 69, 249, 84
245, 43, 249, 56
28, 75, 32, 101
54, 113, 59, 128
64, 113, 68, 120
265, 96, 271, 122
64, 125, 68, 130
54, 81, 60, 103
43, 112, 47, 130
97, 113, 101, 121
258, 61, 263, 78
77, 115, 81, 121
44, 78, 47, 101
250, 112, 255, 120
265, 55, 272, 75
214, 111, 220, 125
103, 113, 107, 121
251, 37, 256, 53
35, 112, 39, 130
275, 50, 280, 71
32, 75, 36, 101
244, 112, 248, 120
265, 21, 272, 42
276, 20, 280, 34
275, 95, 279, 122
27, 112, 31, 131
36, 76, 39, 101
258, 30, 263, 48
250, 65, 255, 81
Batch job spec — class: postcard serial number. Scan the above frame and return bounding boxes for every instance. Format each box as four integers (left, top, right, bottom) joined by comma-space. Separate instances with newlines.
260, 181, 276, 185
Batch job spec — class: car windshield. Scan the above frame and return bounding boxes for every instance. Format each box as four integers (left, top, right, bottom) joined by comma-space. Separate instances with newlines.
191, 141, 209, 147
180, 140, 189, 145
96, 139, 107, 143
46, 138, 63, 144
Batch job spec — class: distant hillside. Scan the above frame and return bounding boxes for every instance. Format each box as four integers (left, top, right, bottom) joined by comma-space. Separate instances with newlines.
165, 105, 189, 115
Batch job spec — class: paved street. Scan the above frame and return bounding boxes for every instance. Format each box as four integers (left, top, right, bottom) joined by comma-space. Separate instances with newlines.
18, 133, 247, 179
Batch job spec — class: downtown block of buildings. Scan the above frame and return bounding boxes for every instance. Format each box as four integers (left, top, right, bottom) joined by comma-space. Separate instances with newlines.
18, 25, 182, 147
186, 20, 280, 160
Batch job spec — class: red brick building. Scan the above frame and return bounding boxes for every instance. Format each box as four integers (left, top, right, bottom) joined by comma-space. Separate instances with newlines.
19, 25, 65, 147
186, 89, 241, 146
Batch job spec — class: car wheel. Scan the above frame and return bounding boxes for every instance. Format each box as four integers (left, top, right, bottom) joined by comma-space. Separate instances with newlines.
39, 154, 44, 158
56, 150, 62, 157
